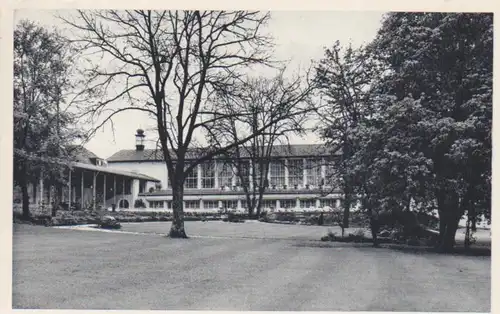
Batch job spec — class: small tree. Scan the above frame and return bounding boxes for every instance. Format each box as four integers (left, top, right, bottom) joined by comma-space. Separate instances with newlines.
315, 41, 380, 228
211, 69, 316, 217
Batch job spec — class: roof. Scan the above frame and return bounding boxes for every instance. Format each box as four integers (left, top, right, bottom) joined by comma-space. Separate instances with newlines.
107, 144, 340, 163
68, 145, 99, 164
72, 161, 161, 182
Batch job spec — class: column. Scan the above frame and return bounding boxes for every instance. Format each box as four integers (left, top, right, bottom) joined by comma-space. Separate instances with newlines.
276, 199, 281, 211
316, 199, 321, 208
92, 172, 97, 211
122, 178, 125, 208
231, 164, 237, 188
214, 161, 219, 189
39, 177, 44, 205
296, 198, 300, 209
113, 176, 117, 206
284, 159, 289, 189
303, 158, 307, 187
81, 171, 84, 209
199, 199, 204, 211
131, 179, 139, 208
336, 198, 341, 209
321, 158, 326, 183
197, 164, 202, 189
103, 174, 107, 209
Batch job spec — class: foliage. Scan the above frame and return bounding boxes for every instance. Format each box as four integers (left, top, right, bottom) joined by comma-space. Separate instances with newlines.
319, 13, 492, 251
315, 41, 381, 227
13, 20, 82, 219
134, 199, 147, 208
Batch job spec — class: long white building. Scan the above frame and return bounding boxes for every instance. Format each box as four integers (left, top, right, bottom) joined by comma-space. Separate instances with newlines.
106, 130, 343, 212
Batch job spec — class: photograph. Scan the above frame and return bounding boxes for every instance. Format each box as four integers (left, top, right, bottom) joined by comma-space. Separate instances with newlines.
10, 8, 492, 311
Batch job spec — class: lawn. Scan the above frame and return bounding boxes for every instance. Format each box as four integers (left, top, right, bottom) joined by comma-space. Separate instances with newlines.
13, 222, 490, 311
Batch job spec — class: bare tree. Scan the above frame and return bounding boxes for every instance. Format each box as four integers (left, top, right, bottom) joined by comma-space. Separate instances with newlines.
61, 10, 302, 237
209, 68, 316, 217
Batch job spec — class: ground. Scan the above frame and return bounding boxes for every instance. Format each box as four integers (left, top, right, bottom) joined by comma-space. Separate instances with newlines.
13, 221, 490, 311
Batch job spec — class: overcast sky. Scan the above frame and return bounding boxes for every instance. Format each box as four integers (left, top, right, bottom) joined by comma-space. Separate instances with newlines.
14, 10, 386, 159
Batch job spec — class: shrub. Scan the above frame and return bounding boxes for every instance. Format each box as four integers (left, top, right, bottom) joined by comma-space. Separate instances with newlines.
347, 229, 366, 243
134, 199, 147, 208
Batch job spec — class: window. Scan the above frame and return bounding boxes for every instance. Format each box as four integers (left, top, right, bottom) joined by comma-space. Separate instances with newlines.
184, 166, 198, 189
201, 161, 215, 188
185, 200, 199, 209
306, 158, 322, 186
221, 200, 238, 209
280, 199, 296, 209
324, 158, 336, 186
270, 160, 285, 187
217, 161, 233, 188
320, 199, 336, 208
300, 199, 316, 208
287, 159, 303, 187
253, 162, 269, 188
149, 200, 164, 208
261, 199, 276, 209
203, 200, 219, 209
166, 201, 172, 209
236, 160, 250, 187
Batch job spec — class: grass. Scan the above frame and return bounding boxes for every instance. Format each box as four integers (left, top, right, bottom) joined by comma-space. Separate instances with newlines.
13, 222, 491, 311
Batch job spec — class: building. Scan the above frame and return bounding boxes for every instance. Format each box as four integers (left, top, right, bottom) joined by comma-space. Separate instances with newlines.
106, 130, 343, 212
13, 145, 160, 212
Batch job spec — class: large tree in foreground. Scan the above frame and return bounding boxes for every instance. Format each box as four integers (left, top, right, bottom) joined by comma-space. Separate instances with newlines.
342, 12, 492, 251
63, 10, 310, 237
13, 20, 80, 219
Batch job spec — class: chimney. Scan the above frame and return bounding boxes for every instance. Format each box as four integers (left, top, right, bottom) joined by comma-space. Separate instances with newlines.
135, 129, 145, 151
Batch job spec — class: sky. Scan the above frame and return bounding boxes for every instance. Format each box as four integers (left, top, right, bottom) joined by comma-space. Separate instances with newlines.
13, 10, 386, 159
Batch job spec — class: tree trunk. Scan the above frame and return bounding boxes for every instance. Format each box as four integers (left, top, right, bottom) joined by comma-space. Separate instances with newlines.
255, 186, 265, 217
21, 178, 30, 221
52, 185, 62, 217
169, 182, 187, 238
342, 197, 350, 228
437, 196, 461, 252
439, 213, 460, 252
464, 214, 471, 248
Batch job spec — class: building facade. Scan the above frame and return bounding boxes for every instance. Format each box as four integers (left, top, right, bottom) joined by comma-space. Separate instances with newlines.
13, 146, 160, 212
106, 131, 343, 212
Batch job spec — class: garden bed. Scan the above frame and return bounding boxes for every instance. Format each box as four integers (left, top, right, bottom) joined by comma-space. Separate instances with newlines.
13, 209, 224, 227
260, 211, 368, 228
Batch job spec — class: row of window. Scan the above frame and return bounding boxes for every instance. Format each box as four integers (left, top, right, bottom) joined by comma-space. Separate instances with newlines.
170, 158, 335, 189
147, 198, 338, 209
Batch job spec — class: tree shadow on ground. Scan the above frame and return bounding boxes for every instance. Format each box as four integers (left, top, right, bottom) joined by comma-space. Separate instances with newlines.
382, 243, 491, 257
293, 241, 491, 256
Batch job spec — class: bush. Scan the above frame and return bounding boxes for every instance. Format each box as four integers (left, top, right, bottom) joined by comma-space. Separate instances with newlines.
347, 229, 366, 243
